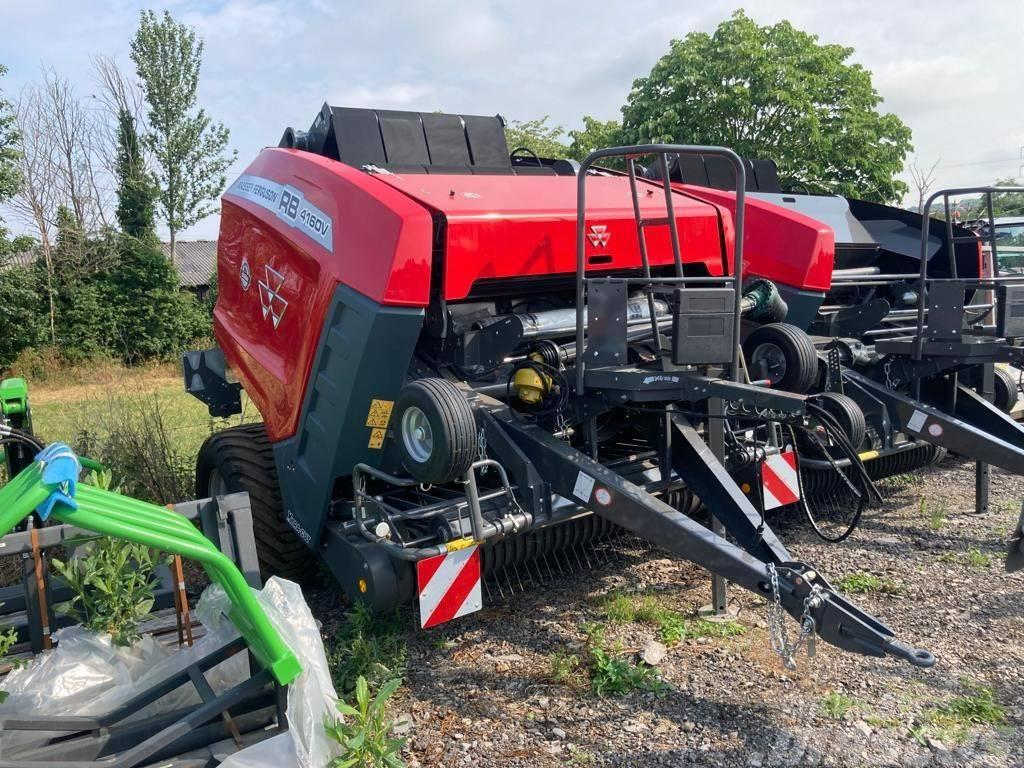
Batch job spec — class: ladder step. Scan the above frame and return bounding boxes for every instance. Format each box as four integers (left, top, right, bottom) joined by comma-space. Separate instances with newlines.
639, 217, 671, 227
953, 235, 984, 244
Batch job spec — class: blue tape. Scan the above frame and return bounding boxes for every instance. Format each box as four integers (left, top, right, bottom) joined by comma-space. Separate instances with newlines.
34, 442, 81, 520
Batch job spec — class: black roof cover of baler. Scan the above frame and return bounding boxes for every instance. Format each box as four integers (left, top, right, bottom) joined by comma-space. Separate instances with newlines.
288, 104, 561, 176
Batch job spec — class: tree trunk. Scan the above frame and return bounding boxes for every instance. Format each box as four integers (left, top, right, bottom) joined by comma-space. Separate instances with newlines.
169, 229, 176, 261
39, 231, 57, 344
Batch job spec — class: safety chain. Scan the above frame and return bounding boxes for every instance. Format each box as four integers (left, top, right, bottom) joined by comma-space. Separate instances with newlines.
883, 358, 896, 389
765, 563, 824, 670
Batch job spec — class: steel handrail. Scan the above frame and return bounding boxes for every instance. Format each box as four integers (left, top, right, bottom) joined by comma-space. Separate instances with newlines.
913, 185, 1024, 360
574, 144, 747, 393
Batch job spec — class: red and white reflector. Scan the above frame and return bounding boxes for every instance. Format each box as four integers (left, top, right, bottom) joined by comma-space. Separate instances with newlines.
416, 544, 482, 629
761, 449, 800, 510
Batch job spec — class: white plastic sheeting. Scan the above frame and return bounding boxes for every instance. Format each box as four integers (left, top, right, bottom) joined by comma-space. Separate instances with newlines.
0, 607, 246, 754
0, 576, 340, 767
218, 576, 341, 768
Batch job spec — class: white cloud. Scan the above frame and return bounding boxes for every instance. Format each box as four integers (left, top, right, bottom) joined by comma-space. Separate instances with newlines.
3, 0, 1023, 239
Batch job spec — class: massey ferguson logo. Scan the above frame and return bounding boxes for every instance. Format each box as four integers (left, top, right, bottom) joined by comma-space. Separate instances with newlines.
587, 224, 611, 247
258, 265, 288, 329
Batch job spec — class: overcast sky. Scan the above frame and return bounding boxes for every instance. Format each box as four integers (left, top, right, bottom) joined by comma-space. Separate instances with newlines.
3, 0, 1023, 241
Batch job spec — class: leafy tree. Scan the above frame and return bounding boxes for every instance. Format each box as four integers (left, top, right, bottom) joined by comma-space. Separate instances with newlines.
105, 236, 199, 361
0, 266, 45, 369
115, 108, 158, 240
504, 116, 569, 160
620, 10, 912, 203
0, 64, 19, 207
568, 116, 625, 169
988, 178, 1024, 218
130, 10, 236, 257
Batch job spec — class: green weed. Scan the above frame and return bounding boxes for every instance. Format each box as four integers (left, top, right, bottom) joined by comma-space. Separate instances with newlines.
328, 603, 408, 696
0, 626, 17, 702
837, 571, 900, 595
820, 691, 860, 720
583, 624, 668, 697
965, 549, 993, 569
548, 650, 585, 687
325, 676, 405, 768
921, 498, 947, 532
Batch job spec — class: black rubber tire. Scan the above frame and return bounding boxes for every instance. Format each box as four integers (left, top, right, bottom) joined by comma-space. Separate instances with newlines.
742, 323, 818, 394
993, 367, 1020, 413
392, 378, 476, 484
196, 423, 314, 582
811, 392, 867, 451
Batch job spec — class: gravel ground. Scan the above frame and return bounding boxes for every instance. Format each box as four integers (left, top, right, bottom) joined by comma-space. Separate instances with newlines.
322, 457, 1023, 768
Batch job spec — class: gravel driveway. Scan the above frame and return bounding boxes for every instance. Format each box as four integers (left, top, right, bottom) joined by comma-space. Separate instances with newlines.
381, 457, 1023, 767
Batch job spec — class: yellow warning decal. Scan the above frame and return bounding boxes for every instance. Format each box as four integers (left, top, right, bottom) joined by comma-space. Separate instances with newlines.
368, 427, 387, 449
366, 399, 395, 429
445, 537, 476, 552
858, 450, 880, 461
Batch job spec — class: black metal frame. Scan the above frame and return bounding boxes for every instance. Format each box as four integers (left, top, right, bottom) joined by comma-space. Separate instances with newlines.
909, 186, 1024, 361
486, 399, 934, 667
574, 145, 748, 394
0, 638, 286, 768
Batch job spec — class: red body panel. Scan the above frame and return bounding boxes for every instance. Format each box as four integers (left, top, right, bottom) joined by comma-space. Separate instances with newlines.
677, 185, 835, 292
376, 174, 732, 300
215, 152, 744, 442
215, 149, 434, 441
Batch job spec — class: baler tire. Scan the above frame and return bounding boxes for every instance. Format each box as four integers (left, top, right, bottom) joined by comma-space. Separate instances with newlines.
811, 392, 867, 452
393, 378, 476, 484
993, 367, 1020, 413
196, 423, 314, 582
743, 323, 817, 394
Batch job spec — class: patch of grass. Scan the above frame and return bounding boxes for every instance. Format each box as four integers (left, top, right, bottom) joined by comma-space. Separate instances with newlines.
328, 603, 409, 696
921, 498, 947, 532
25, 362, 257, 505
865, 714, 902, 729
689, 618, 745, 639
566, 745, 596, 765
837, 571, 901, 595
938, 549, 995, 569
602, 592, 637, 623
820, 691, 860, 721
965, 548, 993, 569
599, 591, 743, 646
548, 650, 585, 687
913, 683, 1006, 745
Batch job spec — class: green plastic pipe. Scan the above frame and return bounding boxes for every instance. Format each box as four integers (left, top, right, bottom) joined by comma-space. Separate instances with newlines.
0, 461, 301, 686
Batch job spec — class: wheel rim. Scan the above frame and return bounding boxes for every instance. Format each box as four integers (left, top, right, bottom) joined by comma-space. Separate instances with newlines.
401, 406, 434, 464
208, 468, 229, 497
751, 342, 787, 383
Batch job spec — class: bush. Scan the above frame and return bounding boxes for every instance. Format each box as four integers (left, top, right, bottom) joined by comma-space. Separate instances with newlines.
72, 389, 195, 505
52, 537, 170, 646
0, 265, 46, 369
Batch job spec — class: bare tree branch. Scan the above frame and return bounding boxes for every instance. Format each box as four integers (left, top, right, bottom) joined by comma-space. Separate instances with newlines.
909, 156, 941, 214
